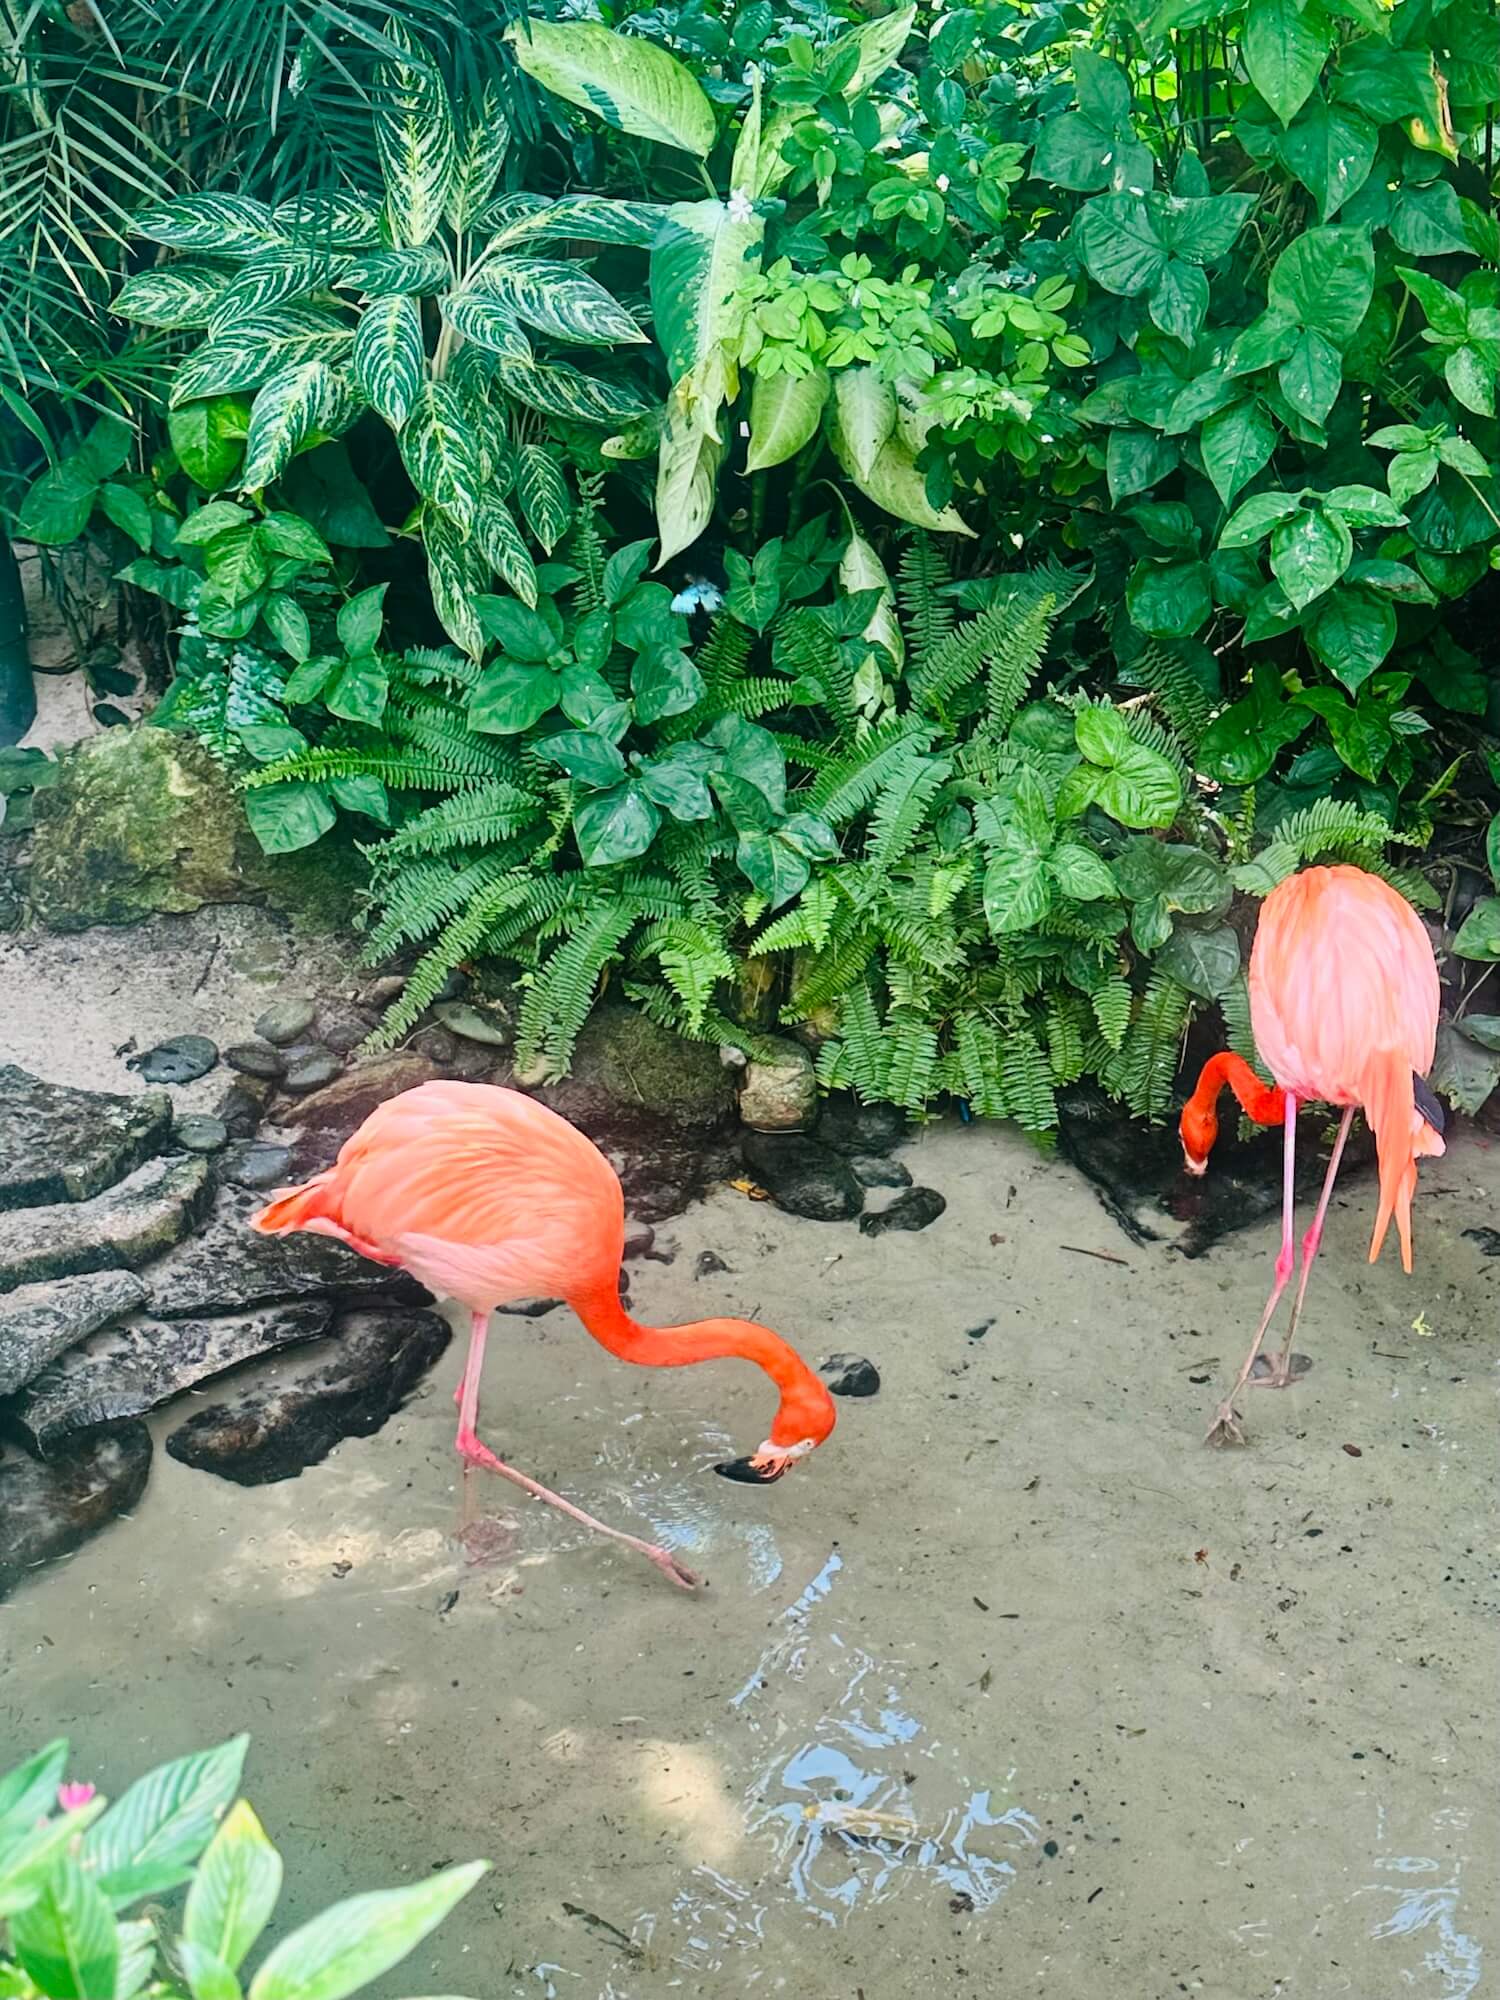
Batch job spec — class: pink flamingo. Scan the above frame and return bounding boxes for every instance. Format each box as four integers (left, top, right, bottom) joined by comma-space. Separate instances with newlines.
253, 1081, 836, 1589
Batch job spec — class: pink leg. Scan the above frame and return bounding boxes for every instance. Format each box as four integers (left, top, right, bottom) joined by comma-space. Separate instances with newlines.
453, 1311, 700, 1592
1254, 1105, 1354, 1390
1207, 1097, 1298, 1446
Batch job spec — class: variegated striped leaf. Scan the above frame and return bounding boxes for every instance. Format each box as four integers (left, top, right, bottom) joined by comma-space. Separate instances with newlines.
239, 361, 334, 491
650, 198, 763, 386
478, 260, 645, 347
312, 369, 365, 440
353, 294, 423, 427
439, 290, 533, 361
399, 381, 482, 530
503, 19, 715, 157
423, 506, 486, 658
375, 22, 457, 248
656, 393, 721, 565
477, 493, 538, 607
169, 308, 353, 408
134, 194, 289, 256
273, 192, 383, 248
447, 86, 510, 232
454, 384, 515, 489
516, 445, 573, 554
207, 250, 348, 337
493, 355, 652, 426
113, 265, 228, 329
339, 246, 451, 296
485, 193, 666, 251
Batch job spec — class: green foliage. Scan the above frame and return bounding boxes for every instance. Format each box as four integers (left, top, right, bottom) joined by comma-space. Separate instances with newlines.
0, 1735, 485, 2000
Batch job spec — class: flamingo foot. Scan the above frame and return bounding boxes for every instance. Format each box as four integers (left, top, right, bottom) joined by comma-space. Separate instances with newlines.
455, 1428, 701, 1592
1248, 1351, 1313, 1389
1205, 1401, 1247, 1447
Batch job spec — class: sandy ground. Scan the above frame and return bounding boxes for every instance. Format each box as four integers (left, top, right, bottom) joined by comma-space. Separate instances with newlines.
1, 910, 1496, 2000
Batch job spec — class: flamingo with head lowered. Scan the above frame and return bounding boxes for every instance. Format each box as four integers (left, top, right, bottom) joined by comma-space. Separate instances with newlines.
1179, 863, 1444, 1444
253, 1081, 837, 1589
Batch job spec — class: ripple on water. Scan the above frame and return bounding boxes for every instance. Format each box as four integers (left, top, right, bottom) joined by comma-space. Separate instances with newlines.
1358, 1804, 1484, 1998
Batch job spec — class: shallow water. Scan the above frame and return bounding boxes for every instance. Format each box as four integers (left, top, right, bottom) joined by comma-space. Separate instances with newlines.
4, 1095, 1497, 1999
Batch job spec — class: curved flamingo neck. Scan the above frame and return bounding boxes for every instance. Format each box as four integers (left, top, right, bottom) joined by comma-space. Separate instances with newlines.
567, 1282, 835, 1445
1188, 1051, 1287, 1130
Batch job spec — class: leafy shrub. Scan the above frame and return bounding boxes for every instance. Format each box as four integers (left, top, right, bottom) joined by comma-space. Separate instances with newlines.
0, 1733, 485, 2000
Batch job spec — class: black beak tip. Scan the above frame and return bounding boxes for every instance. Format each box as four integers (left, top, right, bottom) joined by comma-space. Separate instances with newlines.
714, 1456, 785, 1485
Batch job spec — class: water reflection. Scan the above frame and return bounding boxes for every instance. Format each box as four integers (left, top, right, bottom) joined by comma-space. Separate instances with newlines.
1359, 1817, 1484, 1997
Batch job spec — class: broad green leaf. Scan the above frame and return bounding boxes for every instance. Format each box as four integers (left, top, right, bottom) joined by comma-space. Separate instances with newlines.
1275, 95, 1376, 217
1160, 921, 1241, 997
1394, 267, 1469, 342
493, 355, 652, 425
704, 714, 786, 815
17, 462, 98, 544
655, 396, 722, 566
206, 251, 346, 336
636, 742, 716, 819
504, 20, 715, 156
1321, 483, 1405, 526
170, 397, 251, 491
651, 198, 762, 387
1199, 683, 1312, 781
1164, 373, 1240, 439
1220, 490, 1302, 545
1064, 705, 1183, 828
1387, 446, 1440, 508
0, 1741, 69, 1835
1295, 684, 1396, 781
258, 512, 331, 564
375, 23, 457, 247
114, 266, 226, 328
485, 193, 667, 252
327, 656, 389, 726
476, 494, 538, 606
1159, 191, 1255, 263
1389, 180, 1472, 258
243, 783, 338, 856
1032, 112, 1118, 193
399, 383, 482, 529
1074, 195, 1169, 295
115, 1916, 157, 2000
835, 429, 973, 536
273, 190, 381, 247
1436, 435, 1490, 478
1305, 586, 1396, 691
1226, 309, 1300, 375
1244, 0, 1328, 125
534, 729, 627, 788
183, 1802, 283, 1974
573, 782, 661, 865
1270, 505, 1352, 608
279, 443, 389, 549
0, 1806, 109, 1921
737, 830, 812, 908
239, 362, 332, 490
336, 583, 387, 655
178, 1940, 243, 2000
1200, 398, 1277, 505
1446, 345, 1496, 419
135, 194, 287, 255
74, 413, 132, 482
1278, 327, 1342, 424
834, 367, 896, 483
261, 594, 311, 661
177, 500, 253, 546
203, 523, 268, 600
1148, 259, 1208, 344
603, 541, 654, 606
439, 288, 532, 361
423, 508, 487, 659
478, 260, 645, 346
11, 1859, 118, 2000
1106, 429, 1178, 503
1349, 557, 1435, 602
1453, 898, 1500, 962
352, 295, 423, 428
1267, 226, 1374, 347
1126, 557, 1211, 637
84, 1737, 247, 1905
725, 541, 783, 634
631, 647, 704, 723
447, 85, 510, 232
983, 837, 1053, 935
515, 445, 573, 554
468, 659, 559, 733
827, 5, 915, 96
745, 365, 828, 472
1049, 841, 1118, 901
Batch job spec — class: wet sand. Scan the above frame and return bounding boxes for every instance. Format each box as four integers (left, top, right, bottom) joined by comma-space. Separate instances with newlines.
1, 912, 1496, 1998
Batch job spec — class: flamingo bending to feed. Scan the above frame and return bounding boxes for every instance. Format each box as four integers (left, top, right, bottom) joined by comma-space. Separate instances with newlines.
253, 1081, 837, 1588
1179, 864, 1444, 1445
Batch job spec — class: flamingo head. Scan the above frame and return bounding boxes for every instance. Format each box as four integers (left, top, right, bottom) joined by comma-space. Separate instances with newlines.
1178, 1099, 1215, 1177
714, 1376, 837, 1485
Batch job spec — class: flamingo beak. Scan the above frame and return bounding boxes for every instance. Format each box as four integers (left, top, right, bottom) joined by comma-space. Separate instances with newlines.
714, 1454, 792, 1485
1181, 1146, 1207, 1178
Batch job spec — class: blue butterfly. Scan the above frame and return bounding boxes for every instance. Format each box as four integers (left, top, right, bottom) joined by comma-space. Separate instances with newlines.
670, 579, 724, 616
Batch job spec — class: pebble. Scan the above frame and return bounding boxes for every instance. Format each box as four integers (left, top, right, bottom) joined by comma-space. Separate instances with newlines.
695, 1250, 729, 1279
410, 1025, 457, 1065
497, 1297, 560, 1318
622, 1220, 656, 1261
214, 1082, 269, 1139
225, 1041, 285, 1081
859, 1186, 946, 1236
279, 1047, 343, 1094
316, 1001, 376, 1055
133, 1035, 219, 1085
816, 1097, 906, 1157
255, 998, 317, 1046
435, 1000, 512, 1047
740, 1131, 864, 1223
174, 1114, 228, 1154
361, 974, 407, 1008
818, 1352, 881, 1398
850, 1154, 912, 1189
221, 1142, 293, 1191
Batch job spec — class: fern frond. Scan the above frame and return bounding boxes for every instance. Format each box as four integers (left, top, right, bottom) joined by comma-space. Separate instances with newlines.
885, 1014, 939, 1113
1002, 1028, 1058, 1131
751, 876, 840, 956
635, 917, 734, 1033
952, 1012, 1008, 1118
1218, 972, 1268, 1079
862, 751, 951, 875
1090, 975, 1133, 1052
245, 748, 491, 792
363, 872, 538, 1052
1044, 992, 1089, 1084
1118, 972, 1193, 1122
1121, 642, 1214, 747
895, 532, 954, 668
806, 716, 931, 822
366, 779, 544, 866
514, 897, 640, 1076
361, 852, 523, 961
831, 980, 890, 1100
568, 469, 608, 614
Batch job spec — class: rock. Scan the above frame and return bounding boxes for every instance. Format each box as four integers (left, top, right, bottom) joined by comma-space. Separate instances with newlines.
316, 1001, 377, 1055
164, 1307, 451, 1485
28, 726, 259, 930
225, 1041, 285, 1080
737, 1038, 818, 1133
131, 1035, 218, 1086
444, 1040, 497, 1083
0, 1270, 148, 1398
818, 1352, 881, 1398
435, 1000, 512, 1047
0, 1065, 172, 1211
255, 998, 317, 1046
0, 1156, 212, 1291
496, 1297, 560, 1319
695, 1250, 729, 1279
816, 1096, 907, 1157
140, 1184, 427, 1318
279, 1047, 342, 1094
858, 1186, 947, 1236
360, 974, 406, 1009
0, 892, 22, 932
850, 1154, 912, 1189
220, 1142, 293, 1191
622, 1220, 656, 1261
0, 1423, 152, 1600
282, 1052, 439, 1171
9, 1301, 334, 1450
740, 1132, 863, 1223
410, 1025, 456, 1066
1463, 1226, 1500, 1256
214, 1081, 271, 1139
174, 1114, 228, 1154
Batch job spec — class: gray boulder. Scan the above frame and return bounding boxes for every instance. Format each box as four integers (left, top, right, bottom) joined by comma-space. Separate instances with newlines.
0, 1155, 212, 1290
0, 1065, 171, 1211
0, 1269, 147, 1397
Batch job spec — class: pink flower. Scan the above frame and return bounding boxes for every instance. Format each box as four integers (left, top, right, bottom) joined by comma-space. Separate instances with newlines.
57, 1783, 95, 1812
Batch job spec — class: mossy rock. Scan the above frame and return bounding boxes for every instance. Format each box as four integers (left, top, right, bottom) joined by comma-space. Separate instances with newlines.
553, 1003, 734, 1130
28, 726, 261, 931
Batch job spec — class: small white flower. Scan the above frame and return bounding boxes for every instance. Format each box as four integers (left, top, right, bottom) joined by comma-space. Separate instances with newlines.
1039, 432, 1054, 443
727, 188, 755, 223
739, 420, 750, 437
1128, 185, 1146, 197
742, 62, 762, 86
936, 173, 950, 191
1010, 532, 1024, 549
